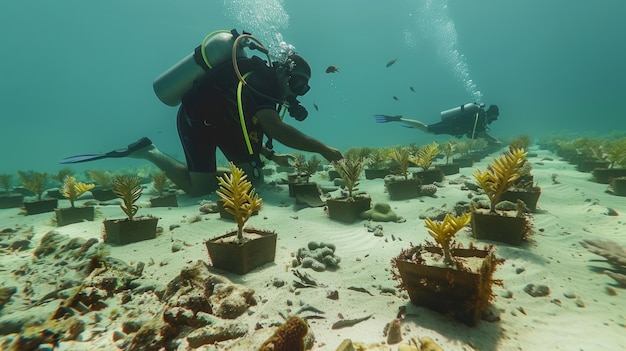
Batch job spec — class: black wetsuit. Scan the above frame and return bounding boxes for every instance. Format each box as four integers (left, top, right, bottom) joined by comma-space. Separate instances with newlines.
178, 56, 281, 173
427, 105, 489, 138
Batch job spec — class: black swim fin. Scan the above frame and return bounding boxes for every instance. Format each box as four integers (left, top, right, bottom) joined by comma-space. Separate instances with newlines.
59, 137, 152, 164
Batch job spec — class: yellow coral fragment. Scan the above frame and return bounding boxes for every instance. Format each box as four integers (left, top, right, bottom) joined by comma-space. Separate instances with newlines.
410, 142, 440, 171
61, 176, 95, 208
216, 162, 263, 242
473, 148, 527, 213
390, 147, 411, 179
425, 212, 471, 265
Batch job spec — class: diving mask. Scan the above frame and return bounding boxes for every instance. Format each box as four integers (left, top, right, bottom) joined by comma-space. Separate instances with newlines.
288, 72, 310, 96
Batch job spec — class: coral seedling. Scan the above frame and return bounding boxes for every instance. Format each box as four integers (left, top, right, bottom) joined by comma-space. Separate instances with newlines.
0, 173, 12, 194
390, 147, 411, 179
151, 171, 169, 197
61, 176, 95, 208
18, 170, 48, 201
112, 175, 142, 221
411, 142, 440, 171
442, 140, 456, 165
216, 162, 263, 243
332, 157, 365, 200
425, 212, 472, 265
86, 170, 113, 189
473, 148, 527, 213
293, 154, 321, 183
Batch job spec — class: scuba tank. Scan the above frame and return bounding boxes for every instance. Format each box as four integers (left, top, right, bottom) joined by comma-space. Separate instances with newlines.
153, 30, 247, 106
440, 102, 485, 121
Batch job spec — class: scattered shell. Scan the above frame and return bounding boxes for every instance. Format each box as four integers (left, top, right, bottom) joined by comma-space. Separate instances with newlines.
326, 290, 339, 300
272, 278, 286, 288
171, 242, 182, 252
524, 284, 550, 297
187, 215, 202, 224
198, 201, 219, 213
563, 292, 576, 299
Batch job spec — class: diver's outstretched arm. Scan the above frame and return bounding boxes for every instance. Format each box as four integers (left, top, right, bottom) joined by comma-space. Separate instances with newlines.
374, 115, 429, 132
261, 145, 294, 167
475, 131, 502, 146
257, 109, 343, 162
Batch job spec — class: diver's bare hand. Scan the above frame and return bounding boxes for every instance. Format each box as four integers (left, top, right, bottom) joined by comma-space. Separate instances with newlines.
272, 153, 294, 167
322, 146, 343, 162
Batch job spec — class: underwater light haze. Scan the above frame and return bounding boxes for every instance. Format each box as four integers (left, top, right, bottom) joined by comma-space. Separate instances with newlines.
1, 0, 625, 173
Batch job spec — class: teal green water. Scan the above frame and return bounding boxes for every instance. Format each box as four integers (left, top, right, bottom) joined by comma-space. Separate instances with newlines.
1, 0, 625, 174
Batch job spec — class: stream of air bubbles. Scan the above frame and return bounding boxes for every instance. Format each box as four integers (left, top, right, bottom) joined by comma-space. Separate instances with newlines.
410, 0, 483, 102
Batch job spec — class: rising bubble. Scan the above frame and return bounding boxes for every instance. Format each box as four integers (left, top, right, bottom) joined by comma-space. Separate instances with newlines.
222, 0, 291, 59
409, 0, 483, 102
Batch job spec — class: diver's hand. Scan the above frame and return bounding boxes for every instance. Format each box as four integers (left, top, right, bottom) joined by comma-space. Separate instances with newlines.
321, 146, 343, 162
272, 153, 294, 167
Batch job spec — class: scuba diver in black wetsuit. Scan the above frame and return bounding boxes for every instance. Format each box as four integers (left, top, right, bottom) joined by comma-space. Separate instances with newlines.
60, 29, 343, 196
375, 102, 501, 146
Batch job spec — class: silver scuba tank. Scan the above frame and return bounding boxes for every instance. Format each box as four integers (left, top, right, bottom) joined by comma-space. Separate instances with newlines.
153, 31, 246, 106
440, 102, 484, 121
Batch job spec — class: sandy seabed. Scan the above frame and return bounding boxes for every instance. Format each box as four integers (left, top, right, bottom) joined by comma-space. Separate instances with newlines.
1, 146, 625, 351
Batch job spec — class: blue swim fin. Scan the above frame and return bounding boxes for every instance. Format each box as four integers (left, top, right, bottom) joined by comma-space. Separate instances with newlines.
374, 115, 403, 123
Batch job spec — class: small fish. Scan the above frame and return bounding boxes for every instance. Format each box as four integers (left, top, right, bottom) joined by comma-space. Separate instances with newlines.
313, 103, 319, 111
386, 57, 399, 67
392, 96, 399, 101
295, 304, 325, 315
325, 65, 340, 73
331, 314, 373, 329
409, 86, 415, 93
347, 286, 374, 296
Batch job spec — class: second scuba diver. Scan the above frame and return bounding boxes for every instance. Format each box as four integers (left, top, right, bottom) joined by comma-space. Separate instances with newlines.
375, 102, 501, 146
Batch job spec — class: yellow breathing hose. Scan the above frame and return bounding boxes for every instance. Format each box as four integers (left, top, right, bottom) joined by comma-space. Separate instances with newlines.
200, 30, 230, 69
471, 112, 479, 139
237, 72, 254, 155
231, 34, 272, 86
